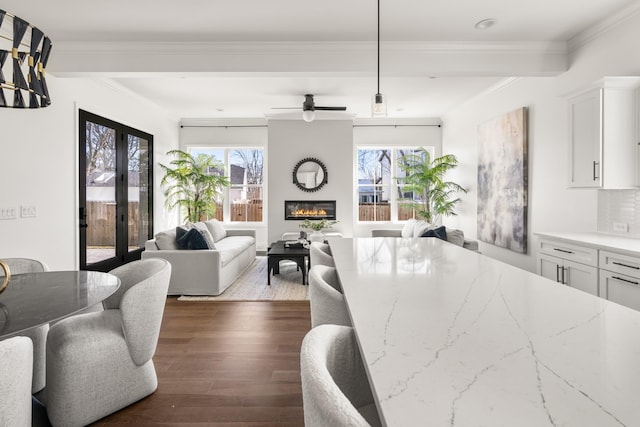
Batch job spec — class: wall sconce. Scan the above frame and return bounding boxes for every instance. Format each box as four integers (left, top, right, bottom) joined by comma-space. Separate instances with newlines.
0, 9, 52, 108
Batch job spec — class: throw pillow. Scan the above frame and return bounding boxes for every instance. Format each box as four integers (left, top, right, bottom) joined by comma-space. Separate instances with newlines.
413, 220, 431, 238
175, 226, 211, 250
193, 222, 217, 249
204, 219, 227, 242
445, 228, 465, 247
401, 218, 417, 238
155, 229, 178, 250
421, 226, 448, 242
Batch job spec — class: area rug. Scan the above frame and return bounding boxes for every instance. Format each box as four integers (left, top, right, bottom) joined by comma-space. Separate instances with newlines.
177, 256, 309, 301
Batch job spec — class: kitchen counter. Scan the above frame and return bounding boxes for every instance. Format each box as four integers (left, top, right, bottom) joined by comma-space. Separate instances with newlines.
329, 236, 640, 426
535, 231, 640, 256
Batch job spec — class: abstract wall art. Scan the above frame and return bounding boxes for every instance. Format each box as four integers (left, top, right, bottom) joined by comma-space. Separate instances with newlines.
477, 107, 528, 253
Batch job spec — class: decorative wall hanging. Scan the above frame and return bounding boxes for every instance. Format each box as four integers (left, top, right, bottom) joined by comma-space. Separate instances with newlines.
477, 107, 528, 253
292, 158, 328, 192
0, 9, 52, 108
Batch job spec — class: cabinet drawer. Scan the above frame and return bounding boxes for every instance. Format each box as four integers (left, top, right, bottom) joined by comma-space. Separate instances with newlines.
600, 269, 640, 311
538, 239, 598, 267
599, 250, 640, 279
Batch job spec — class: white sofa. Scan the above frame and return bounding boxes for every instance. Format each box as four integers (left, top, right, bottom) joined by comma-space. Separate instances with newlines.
142, 226, 256, 296
371, 219, 479, 251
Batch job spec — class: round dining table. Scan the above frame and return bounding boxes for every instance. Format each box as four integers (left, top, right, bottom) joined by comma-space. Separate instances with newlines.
0, 271, 121, 338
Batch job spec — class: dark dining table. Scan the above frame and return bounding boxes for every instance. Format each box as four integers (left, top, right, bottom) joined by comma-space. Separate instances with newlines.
0, 271, 121, 339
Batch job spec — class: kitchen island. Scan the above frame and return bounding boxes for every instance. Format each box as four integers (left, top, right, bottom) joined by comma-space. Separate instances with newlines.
328, 236, 640, 427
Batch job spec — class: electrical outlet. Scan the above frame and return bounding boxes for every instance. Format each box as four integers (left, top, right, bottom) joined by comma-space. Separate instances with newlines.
613, 222, 629, 232
0, 207, 17, 220
20, 205, 36, 218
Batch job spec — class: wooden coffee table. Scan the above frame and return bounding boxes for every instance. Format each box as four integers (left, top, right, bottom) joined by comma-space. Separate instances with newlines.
267, 241, 310, 285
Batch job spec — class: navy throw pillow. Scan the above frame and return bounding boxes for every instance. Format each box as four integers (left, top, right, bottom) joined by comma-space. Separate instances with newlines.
421, 226, 448, 242
176, 226, 210, 250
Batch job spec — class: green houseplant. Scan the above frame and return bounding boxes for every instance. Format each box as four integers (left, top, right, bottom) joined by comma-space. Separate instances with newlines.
160, 149, 230, 223
298, 218, 338, 232
397, 148, 467, 224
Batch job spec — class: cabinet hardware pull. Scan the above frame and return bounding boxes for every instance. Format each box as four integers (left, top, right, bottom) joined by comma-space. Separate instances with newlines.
556, 264, 561, 282
593, 160, 599, 181
612, 261, 640, 270
612, 276, 639, 286
561, 266, 567, 285
553, 248, 574, 254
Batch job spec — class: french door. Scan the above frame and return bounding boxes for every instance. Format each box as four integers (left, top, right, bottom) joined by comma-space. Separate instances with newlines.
79, 110, 154, 271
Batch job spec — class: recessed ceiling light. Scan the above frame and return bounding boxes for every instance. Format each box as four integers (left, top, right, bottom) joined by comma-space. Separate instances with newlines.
475, 18, 496, 30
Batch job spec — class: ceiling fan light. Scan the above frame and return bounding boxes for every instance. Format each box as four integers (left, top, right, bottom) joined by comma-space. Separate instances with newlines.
302, 110, 315, 122
372, 93, 387, 117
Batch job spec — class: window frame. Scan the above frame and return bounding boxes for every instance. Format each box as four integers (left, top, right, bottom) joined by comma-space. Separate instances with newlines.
356, 145, 435, 224
187, 146, 265, 224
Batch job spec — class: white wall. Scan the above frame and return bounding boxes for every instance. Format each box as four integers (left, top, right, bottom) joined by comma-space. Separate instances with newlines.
0, 76, 178, 270
442, 13, 640, 272
268, 119, 353, 244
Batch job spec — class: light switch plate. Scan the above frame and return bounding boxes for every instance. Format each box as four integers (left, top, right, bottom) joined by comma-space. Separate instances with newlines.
0, 207, 17, 220
20, 205, 36, 218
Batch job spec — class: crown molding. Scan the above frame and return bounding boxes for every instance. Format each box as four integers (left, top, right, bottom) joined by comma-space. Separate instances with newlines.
568, 1, 640, 52
48, 40, 568, 77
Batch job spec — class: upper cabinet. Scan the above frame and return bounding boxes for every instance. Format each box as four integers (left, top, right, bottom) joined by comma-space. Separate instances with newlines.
568, 77, 640, 189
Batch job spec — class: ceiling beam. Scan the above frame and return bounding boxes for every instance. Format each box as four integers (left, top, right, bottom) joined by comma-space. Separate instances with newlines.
49, 41, 568, 77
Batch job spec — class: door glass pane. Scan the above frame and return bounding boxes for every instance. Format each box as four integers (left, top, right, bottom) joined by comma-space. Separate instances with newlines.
128, 135, 151, 252
85, 121, 116, 264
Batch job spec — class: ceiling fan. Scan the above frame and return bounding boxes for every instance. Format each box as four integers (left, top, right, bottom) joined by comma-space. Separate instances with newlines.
273, 94, 347, 122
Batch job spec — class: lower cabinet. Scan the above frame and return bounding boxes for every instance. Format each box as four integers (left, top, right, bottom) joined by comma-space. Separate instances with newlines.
538, 253, 599, 296
537, 238, 640, 311
599, 250, 640, 311
599, 270, 640, 311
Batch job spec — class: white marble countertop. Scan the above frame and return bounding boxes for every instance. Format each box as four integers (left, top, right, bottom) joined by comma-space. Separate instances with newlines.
535, 231, 640, 256
328, 237, 640, 427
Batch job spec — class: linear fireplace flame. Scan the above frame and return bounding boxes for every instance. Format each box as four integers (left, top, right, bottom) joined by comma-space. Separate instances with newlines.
285, 200, 336, 220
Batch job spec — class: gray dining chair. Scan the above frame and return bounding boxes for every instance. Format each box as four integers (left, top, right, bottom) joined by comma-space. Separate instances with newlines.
310, 242, 335, 267
0, 336, 34, 427
308, 265, 351, 328
300, 324, 381, 427
44, 258, 171, 427
0, 258, 49, 394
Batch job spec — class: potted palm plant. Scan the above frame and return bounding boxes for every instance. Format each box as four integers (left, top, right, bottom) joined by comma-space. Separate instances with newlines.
397, 148, 467, 224
160, 149, 230, 223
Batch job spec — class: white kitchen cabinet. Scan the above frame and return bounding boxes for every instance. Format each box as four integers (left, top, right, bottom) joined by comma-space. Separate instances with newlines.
537, 253, 599, 296
537, 239, 599, 296
599, 250, 640, 311
568, 78, 639, 189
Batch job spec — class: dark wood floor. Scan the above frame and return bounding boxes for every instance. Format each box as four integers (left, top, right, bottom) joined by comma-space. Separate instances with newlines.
93, 298, 311, 426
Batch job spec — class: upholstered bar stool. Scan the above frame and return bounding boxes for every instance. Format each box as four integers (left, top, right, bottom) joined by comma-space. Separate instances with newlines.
309, 265, 351, 327
310, 242, 335, 267
300, 324, 381, 427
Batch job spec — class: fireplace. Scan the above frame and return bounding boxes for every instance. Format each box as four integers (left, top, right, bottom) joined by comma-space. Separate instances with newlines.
285, 200, 336, 220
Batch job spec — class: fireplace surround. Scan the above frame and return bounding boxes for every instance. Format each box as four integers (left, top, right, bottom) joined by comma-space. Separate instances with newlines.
284, 200, 336, 220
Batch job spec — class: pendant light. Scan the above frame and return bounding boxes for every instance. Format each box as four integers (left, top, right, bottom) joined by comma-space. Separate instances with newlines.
371, 0, 386, 117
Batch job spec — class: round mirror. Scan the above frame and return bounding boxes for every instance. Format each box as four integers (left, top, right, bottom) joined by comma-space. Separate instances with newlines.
292, 158, 328, 192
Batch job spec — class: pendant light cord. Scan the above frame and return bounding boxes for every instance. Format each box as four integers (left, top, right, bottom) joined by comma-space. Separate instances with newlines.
377, 0, 380, 94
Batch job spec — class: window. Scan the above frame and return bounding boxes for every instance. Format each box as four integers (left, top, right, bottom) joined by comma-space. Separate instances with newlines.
357, 146, 434, 222
189, 147, 264, 222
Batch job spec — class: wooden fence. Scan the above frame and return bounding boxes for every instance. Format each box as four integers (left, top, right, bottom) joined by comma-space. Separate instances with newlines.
87, 201, 142, 247
87, 200, 262, 247
358, 203, 415, 221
